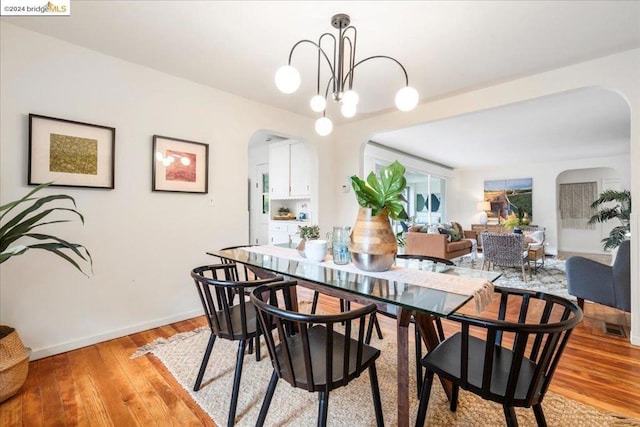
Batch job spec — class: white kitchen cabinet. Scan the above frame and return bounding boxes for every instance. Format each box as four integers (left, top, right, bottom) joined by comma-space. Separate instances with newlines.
289, 142, 311, 197
269, 221, 303, 245
268, 140, 310, 199
268, 143, 290, 198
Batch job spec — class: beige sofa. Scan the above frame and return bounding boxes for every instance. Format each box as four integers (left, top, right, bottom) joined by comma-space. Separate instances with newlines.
403, 227, 477, 260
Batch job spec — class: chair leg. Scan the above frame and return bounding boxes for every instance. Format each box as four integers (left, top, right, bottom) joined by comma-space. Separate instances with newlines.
255, 334, 261, 361
318, 390, 329, 427
532, 404, 547, 427
193, 333, 216, 391
577, 298, 585, 311
415, 370, 434, 427
311, 291, 320, 314
449, 384, 459, 412
368, 364, 384, 427
228, 340, 247, 427
503, 405, 519, 427
373, 315, 384, 340
256, 370, 278, 427
365, 313, 375, 344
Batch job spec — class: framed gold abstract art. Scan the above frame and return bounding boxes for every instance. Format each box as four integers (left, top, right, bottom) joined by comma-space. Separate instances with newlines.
28, 114, 115, 189
152, 135, 208, 194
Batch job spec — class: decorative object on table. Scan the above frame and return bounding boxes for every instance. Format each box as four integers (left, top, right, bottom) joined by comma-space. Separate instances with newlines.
0, 183, 93, 402
28, 114, 115, 189
587, 189, 631, 250
152, 135, 208, 193
484, 178, 532, 222
304, 239, 328, 262
331, 226, 351, 265
501, 212, 521, 231
349, 160, 408, 272
476, 201, 491, 225
296, 224, 320, 254
520, 211, 531, 225
274, 13, 418, 136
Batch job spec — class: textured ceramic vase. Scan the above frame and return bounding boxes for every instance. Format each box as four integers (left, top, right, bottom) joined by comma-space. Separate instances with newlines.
349, 207, 397, 272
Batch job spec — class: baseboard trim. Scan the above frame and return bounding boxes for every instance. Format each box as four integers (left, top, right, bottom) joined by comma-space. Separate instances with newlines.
29, 309, 203, 361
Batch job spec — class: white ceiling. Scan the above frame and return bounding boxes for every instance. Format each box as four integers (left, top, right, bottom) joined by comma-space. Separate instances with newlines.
4, 1, 639, 168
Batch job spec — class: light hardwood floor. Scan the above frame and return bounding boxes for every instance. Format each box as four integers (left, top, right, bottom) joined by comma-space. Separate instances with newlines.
1, 288, 639, 426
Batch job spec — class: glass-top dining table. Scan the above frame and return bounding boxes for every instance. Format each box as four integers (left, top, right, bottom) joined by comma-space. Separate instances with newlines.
208, 245, 501, 426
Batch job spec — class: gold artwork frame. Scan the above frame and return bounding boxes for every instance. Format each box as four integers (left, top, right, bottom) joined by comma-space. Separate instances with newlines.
28, 114, 115, 189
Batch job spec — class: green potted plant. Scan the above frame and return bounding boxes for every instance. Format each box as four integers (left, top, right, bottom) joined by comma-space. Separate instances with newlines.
296, 224, 320, 253
349, 160, 408, 271
0, 182, 92, 402
588, 189, 631, 250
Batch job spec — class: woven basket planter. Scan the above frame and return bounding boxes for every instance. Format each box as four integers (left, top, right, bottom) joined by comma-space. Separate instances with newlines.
0, 326, 31, 403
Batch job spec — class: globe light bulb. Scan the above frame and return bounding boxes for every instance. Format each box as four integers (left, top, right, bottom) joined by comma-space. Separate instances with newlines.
162, 158, 172, 167
341, 103, 357, 118
309, 95, 326, 112
342, 90, 359, 106
180, 157, 191, 166
395, 86, 419, 111
155, 151, 164, 161
315, 117, 333, 136
274, 65, 301, 94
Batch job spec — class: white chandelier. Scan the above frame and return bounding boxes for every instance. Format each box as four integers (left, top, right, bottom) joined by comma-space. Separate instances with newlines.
275, 13, 419, 136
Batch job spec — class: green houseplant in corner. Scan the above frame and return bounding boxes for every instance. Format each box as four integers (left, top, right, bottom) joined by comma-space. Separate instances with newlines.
0, 182, 92, 402
588, 189, 631, 250
349, 160, 408, 272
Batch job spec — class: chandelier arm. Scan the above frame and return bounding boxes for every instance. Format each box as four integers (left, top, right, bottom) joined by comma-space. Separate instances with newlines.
317, 33, 337, 96
344, 55, 410, 87
287, 38, 337, 83
342, 26, 357, 90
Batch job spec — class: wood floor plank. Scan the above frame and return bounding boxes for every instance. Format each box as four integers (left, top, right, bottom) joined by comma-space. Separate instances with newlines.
65, 347, 116, 426
95, 340, 158, 426
36, 357, 66, 426
0, 387, 22, 426
52, 353, 90, 427
109, 335, 196, 426
19, 358, 44, 427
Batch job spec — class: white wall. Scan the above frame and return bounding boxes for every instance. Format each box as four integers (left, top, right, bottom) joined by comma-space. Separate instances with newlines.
329, 49, 640, 344
0, 23, 327, 359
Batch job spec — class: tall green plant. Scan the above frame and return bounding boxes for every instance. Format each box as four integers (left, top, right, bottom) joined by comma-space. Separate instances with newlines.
588, 189, 631, 250
350, 160, 409, 221
0, 183, 93, 275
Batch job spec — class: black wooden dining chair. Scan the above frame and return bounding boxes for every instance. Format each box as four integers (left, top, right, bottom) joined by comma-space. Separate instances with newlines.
415, 286, 583, 427
251, 281, 384, 427
190, 264, 283, 426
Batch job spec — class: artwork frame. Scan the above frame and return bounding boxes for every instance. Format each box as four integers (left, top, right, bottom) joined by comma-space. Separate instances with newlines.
28, 114, 116, 189
152, 135, 208, 194
484, 178, 533, 222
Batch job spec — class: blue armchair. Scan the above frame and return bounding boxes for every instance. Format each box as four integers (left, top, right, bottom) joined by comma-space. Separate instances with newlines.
566, 240, 630, 312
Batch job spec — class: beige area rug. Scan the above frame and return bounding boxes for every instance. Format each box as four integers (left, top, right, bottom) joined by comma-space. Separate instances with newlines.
133, 328, 639, 427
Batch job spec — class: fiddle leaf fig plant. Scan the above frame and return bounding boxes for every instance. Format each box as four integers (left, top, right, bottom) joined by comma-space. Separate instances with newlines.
350, 160, 409, 220
0, 183, 93, 276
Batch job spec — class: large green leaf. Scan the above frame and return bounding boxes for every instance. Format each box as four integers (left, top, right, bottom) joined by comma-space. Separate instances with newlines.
0, 183, 92, 275
349, 161, 409, 220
